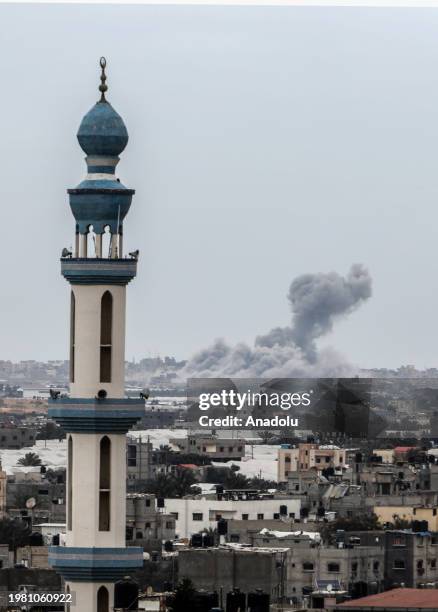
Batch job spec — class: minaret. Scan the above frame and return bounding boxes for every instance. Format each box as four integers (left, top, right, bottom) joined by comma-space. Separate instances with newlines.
48, 58, 144, 612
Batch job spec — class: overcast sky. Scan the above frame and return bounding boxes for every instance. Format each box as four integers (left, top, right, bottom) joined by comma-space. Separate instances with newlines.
1, 4, 438, 369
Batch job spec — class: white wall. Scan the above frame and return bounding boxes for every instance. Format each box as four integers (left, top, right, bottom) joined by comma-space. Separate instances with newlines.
70, 284, 126, 399
164, 497, 301, 539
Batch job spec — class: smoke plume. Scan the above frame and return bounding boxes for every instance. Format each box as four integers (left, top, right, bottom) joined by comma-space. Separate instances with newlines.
182, 264, 372, 378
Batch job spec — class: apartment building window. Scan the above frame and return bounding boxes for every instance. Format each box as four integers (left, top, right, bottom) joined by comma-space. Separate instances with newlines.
242, 514, 249, 521
327, 563, 340, 572
431, 559, 436, 568
193, 513, 203, 521
145, 499, 151, 507
238, 447, 243, 452
127, 445, 137, 467
166, 521, 173, 529
393, 536, 406, 547
302, 562, 314, 572
373, 561, 380, 571
393, 560, 406, 569
285, 456, 291, 463
257, 513, 264, 520
171, 513, 179, 520
220, 447, 224, 452
228, 447, 233, 452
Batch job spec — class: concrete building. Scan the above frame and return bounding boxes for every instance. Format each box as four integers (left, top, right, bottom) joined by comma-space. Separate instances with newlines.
384, 530, 438, 589
126, 494, 175, 553
47, 59, 144, 611
163, 496, 301, 539
374, 504, 438, 530
126, 437, 169, 484
278, 444, 347, 483
0, 425, 36, 449
170, 433, 245, 462
178, 545, 288, 601
250, 528, 384, 602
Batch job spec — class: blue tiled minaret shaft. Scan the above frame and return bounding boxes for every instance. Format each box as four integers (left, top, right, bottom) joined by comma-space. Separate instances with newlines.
48, 58, 143, 612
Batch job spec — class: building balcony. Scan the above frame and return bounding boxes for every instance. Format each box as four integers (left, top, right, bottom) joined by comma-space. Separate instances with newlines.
61, 257, 137, 285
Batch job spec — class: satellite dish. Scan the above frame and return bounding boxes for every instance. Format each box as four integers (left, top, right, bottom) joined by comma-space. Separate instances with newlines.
327, 584, 332, 592
25, 497, 36, 509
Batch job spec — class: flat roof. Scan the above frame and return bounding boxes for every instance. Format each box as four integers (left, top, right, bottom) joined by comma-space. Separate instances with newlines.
337, 588, 438, 609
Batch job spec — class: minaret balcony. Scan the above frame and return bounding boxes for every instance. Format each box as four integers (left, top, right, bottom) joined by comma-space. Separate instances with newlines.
61, 257, 137, 285
48, 397, 145, 433
48, 546, 144, 581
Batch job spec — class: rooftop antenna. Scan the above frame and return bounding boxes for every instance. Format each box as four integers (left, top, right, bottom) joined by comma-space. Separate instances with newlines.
99, 57, 108, 102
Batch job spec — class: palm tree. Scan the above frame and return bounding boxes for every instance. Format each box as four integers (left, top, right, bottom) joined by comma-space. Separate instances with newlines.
17, 452, 42, 467
172, 469, 197, 497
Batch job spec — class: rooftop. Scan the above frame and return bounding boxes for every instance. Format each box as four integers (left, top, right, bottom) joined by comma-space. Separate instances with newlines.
337, 588, 438, 609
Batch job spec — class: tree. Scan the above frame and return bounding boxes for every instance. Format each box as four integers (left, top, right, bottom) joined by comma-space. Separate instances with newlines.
167, 578, 197, 612
143, 469, 199, 498
172, 469, 198, 497
258, 430, 275, 444
36, 421, 65, 441
320, 513, 382, 543
144, 474, 176, 498
0, 518, 32, 551
248, 476, 277, 491
17, 453, 42, 467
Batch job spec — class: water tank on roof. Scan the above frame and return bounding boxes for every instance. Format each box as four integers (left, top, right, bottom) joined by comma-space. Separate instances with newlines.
191, 533, 203, 548
114, 577, 138, 611
247, 590, 269, 612
194, 591, 219, 612
29, 532, 44, 546
226, 589, 246, 612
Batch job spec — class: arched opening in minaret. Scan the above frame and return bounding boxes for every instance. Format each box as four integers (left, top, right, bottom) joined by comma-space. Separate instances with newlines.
100, 291, 113, 383
97, 586, 109, 612
102, 225, 111, 258
99, 436, 111, 531
87, 225, 96, 257
69, 291, 75, 383
67, 435, 73, 531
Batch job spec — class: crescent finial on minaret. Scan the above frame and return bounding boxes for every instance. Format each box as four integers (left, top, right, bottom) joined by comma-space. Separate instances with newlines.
99, 56, 108, 102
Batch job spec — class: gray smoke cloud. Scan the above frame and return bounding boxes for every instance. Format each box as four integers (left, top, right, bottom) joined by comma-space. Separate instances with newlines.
182, 264, 372, 378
